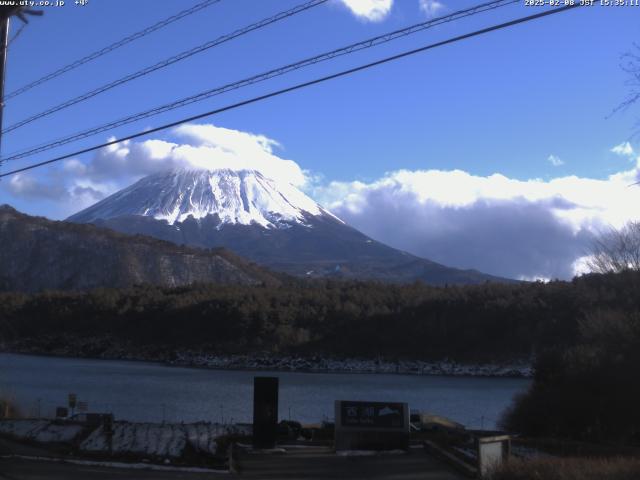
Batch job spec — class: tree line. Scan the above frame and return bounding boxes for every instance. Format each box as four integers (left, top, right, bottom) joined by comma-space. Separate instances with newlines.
1, 270, 638, 363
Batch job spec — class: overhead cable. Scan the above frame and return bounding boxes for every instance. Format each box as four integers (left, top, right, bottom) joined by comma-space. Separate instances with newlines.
0, 4, 582, 179
4, 0, 223, 100
1, 0, 519, 163
2, 0, 329, 134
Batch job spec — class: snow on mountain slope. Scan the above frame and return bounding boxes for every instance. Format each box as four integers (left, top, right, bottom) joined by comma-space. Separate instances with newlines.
69, 169, 342, 228
67, 169, 512, 285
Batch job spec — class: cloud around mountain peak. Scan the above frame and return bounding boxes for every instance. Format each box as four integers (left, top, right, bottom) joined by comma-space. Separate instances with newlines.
1, 122, 639, 281
62, 124, 307, 188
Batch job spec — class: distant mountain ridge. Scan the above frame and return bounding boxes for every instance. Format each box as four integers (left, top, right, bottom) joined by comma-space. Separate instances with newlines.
0, 205, 281, 292
69, 168, 511, 285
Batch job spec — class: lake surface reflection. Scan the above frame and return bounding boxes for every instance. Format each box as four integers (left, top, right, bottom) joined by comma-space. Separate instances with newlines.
0, 353, 529, 429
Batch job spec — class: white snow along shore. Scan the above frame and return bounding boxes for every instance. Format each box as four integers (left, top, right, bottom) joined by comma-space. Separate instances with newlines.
0, 419, 250, 461
0, 419, 84, 443
80, 421, 249, 458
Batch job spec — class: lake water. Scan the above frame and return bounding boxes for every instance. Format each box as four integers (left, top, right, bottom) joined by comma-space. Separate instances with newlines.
0, 353, 530, 429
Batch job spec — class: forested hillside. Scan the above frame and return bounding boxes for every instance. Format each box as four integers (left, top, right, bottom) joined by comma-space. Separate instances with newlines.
0, 205, 282, 292
1, 270, 638, 363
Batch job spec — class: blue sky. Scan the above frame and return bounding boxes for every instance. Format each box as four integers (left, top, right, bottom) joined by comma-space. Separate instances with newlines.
0, 0, 639, 280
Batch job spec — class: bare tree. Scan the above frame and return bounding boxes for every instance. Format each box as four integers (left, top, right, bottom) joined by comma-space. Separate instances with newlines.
613, 43, 640, 117
587, 221, 640, 273
612, 45, 640, 186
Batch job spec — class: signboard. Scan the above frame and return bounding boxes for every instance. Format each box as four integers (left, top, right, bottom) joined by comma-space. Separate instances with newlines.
335, 400, 409, 451
77, 401, 89, 413
340, 401, 405, 429
68, 393, 77, 409
252, 377, 279, 449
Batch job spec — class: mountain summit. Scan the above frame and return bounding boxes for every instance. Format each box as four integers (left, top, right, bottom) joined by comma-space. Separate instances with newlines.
68, 168, 341, 228
69, 168, 510, 285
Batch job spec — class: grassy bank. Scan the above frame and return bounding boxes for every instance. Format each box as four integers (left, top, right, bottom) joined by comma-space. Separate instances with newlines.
491, 457, 640, 480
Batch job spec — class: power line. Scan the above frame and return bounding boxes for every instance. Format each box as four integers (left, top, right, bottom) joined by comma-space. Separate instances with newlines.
0, 3, 582, 180
0, 7, 43, 157
1, 0, 519, 164
1, 0, 329, 135
4, 0, 222, 101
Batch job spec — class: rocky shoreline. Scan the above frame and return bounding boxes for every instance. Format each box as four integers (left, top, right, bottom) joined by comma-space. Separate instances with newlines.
169, 352, 533, 378
1, 340, 533, 378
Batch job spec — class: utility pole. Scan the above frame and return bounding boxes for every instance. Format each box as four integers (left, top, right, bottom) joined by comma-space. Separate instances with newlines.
0, 10, 11, 157
0, 6, 42, 159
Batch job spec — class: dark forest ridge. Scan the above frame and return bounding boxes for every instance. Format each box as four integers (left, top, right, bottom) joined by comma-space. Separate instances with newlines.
0, 204, 281, 292
2, 266, 637, 365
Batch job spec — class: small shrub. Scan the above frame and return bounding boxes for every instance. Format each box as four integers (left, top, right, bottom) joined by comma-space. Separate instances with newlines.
501, 310, 640, 443
490, 457, 640, 480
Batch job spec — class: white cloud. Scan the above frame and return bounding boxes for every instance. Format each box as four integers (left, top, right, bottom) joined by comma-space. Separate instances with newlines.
547, 154, 564, 167
318, 162, 640, 231
611, 141, 634, 158
314, 158, 640, 280
571, 255, 592, 277
62, 158, 87, 175
67, 124, 307, 187
419, 0, 444, 18
518, 275, 551, 283
172, 124, 306, 186
6, 173, 69, 201
339, 0, 392, 22
0, 123, 308, 218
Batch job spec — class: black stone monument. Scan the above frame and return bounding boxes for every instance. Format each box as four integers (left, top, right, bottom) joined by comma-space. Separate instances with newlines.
252, 376, 279, 449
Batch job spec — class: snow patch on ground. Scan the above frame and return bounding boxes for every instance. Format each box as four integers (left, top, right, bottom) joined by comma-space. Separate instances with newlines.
80, 421, 247, 458
0, 419, 250, 462
0, 419, 83, 443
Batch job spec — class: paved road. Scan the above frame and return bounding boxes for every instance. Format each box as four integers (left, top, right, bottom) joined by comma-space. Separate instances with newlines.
235, 446, 465, 479
0, 439, 220, 479
0, 444, 464, 479
0, 458, 218, 479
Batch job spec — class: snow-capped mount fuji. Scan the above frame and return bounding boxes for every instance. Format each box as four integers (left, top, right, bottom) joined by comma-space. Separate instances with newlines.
69, 168, 509, 285
69, 168, 340, 228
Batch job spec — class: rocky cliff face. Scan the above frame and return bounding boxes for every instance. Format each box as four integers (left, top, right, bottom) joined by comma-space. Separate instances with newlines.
0, 205, 279, 292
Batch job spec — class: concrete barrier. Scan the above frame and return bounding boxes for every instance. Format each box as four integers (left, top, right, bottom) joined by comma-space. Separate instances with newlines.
477, 435, 510, 478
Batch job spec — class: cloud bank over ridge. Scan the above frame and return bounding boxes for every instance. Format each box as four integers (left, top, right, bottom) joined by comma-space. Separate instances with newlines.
2, 122, 639, 281
312, 159, 640, 280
